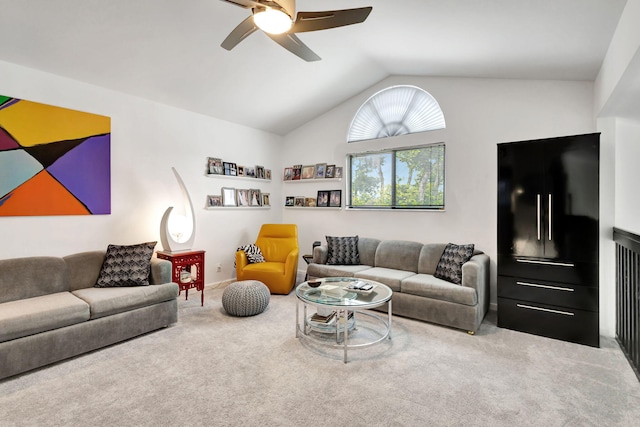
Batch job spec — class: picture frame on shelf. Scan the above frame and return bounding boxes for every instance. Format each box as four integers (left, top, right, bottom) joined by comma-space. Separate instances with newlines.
237, 165, 245, 177
207, 195, 222, 207
256, 165, 265, 179
236, 189, 251, 206
292, 165, 302, 180
315, 163, 327, 179
329, 190, 342, 207
223, 162, 237, 176
249, 189, 262, 206
317, 190, 329, 207
305, 197, 317, 207
325, 164, 336, 178
222, 187, 236, 206
245, 166, 256, 178
208, 157, 223, 175
262, 193, 270, 206
284, 167, 293, 181
285, 196, 295, 207
294, 196, 305, 207
334, 166, 343, 179
301, 165, 315, 179
265, 169, 272, 180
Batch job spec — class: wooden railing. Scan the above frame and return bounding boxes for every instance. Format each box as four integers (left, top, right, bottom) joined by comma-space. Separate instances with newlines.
614, 227, 640, 380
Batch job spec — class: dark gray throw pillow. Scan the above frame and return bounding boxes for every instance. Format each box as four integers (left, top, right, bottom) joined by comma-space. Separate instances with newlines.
433, 243, 475, 285
326, 236, 360, 265
95, 241, 157, 287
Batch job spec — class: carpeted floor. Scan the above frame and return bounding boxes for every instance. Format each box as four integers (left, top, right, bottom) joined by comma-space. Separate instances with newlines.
1, 285, 640, 427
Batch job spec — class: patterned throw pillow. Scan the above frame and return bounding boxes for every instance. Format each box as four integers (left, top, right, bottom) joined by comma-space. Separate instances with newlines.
326, 236, 360, 265
433, 243, 475, 285
95, 242, 157, 287
237, 244, 266, 264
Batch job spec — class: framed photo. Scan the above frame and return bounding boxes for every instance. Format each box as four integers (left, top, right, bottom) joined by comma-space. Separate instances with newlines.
237, 165, 245, 177
305, 197, 317, 207
265, 169, 272, 180
207, 195, 222, 207
301, 165, 315, 179
224, 162, 237, 176
262, 193, 270, 206
245, 166, 256, 178
334, 166, 343, 179
284, 167, 293, 181
256, 165, 265, 179
294, 196, 305, 207
315, 163, 327, 179
317, 190, 329, 207
329, 190, 342, 207
207, 157, 223, 175
292, 165, 302, 180
222, 187, 236, 206
236, 189, 251, 206
285, 196, 295, 207
249, 189, 262, 206
325, 164, 336, 178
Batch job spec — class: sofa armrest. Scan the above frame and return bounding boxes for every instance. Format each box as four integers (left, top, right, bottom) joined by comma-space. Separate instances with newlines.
150, 258, 172, 285
461, 253, 490, 312
313, 245, 328, 264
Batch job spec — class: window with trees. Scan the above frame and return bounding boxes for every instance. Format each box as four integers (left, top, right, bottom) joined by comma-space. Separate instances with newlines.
348, 144, 445, 209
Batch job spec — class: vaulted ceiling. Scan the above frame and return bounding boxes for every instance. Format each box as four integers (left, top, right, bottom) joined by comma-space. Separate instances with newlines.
0, 0, 627, 135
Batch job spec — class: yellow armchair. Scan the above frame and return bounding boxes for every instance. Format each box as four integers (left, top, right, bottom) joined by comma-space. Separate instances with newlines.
235, 224, 299, 294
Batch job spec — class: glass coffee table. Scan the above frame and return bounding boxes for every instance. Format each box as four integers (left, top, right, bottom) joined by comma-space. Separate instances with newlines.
295, 277, 392, 363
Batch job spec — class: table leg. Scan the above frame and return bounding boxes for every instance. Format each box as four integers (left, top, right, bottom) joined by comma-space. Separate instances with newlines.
388, 300, 393, 340
343, 309, 348, 364
200, 286, 204, 306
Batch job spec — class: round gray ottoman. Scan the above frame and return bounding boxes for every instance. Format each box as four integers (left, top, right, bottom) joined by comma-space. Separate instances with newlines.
222, 280, 270, 317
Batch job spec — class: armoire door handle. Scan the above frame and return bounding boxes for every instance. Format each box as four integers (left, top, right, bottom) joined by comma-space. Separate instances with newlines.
536, 194, 541, 241
548, 193, 552, 241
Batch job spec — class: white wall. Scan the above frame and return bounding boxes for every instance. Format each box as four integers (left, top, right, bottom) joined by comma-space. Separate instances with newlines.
0, 60, 283, 283
282, 75, 596, 313
614, 118, 640, 232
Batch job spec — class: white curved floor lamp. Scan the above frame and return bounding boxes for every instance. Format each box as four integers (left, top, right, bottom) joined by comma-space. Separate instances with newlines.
160, 167, 195, 252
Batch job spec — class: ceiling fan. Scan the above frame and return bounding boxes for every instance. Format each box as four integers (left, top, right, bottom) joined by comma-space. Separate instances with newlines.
219, 0, 373, 61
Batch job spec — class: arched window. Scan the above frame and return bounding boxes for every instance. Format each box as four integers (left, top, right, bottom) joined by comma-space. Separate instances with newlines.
347, 85, 446, 143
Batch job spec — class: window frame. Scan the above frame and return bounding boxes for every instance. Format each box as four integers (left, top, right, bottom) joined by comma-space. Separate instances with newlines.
346, 143, 446, 211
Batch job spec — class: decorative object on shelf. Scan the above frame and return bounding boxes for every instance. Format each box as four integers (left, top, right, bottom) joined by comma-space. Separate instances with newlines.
293, 165, 302, 180
207, 157, 223, 175
256, 165, 265, 179
305, 197, 316, 207
265, 169, 272, 180
335, 167, 343, 178
262, 193, 270, 206
317, 190, 329, 207
245, 166, 255, 178
236, 188, 250, 206
250, 189, 262, 206
326, 164, 336, 178
294, 196, 305, 207
284, 167, 293, 181
329, 190, 342, 207
207, 195, 222, 207
301, 165, 315, 179
285, 196, 295, 206
160, 167, 196, 253
315, 163, 326, 179
223, 162, 237, 176
222, 187, 237, 206
237, 165, 245, 176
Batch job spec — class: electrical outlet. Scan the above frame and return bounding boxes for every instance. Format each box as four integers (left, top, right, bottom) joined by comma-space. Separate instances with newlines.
216, 263, 222, 272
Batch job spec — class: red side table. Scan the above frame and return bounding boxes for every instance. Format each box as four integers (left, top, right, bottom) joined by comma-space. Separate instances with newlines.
156, 250, 206, 306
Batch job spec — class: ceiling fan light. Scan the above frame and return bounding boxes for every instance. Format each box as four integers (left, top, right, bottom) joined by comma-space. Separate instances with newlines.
253, 9, 292, 34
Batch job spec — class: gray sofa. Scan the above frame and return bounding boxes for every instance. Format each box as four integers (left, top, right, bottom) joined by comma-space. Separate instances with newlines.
0, 251, 179, 380
306, 238, 490, 333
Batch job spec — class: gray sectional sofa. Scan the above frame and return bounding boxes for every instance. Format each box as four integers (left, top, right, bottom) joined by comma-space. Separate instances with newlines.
306, 238, 490, 333
0, 251, 179, 380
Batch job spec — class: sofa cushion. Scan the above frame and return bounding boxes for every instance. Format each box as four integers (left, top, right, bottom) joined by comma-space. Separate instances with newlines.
417, 244, 448, 275
64, 251, 106, 291
357, 238, 381, 267
326, 236, 360, 265
0, 292, 90, 343
355, 267, 416, 292
95, 242, 157, 287
434, 243, 475, 284
73, 283, 179, 319
374, 240, 423, 273
401, 274, 478, 306
307, 263, 372, 279
0, 257, 68, 304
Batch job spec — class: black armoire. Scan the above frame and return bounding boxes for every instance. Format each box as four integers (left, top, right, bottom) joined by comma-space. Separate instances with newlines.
497, 133, 600, 347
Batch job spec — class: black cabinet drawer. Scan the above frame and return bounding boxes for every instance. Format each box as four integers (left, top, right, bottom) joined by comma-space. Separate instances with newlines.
498, 254, 598, 287
498, 297, 599, 347
498, 275, 598, 311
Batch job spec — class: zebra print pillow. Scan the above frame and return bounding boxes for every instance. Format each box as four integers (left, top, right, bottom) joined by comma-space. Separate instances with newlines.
237, 244, 266, 264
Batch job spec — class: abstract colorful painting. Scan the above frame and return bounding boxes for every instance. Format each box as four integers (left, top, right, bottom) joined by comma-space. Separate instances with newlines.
0, 95, 111, 216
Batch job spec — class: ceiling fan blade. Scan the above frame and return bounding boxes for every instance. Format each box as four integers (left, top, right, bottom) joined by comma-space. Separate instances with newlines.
221, 16, 258, 50
291, 7, 372, 33
219, 0, 262, 9
267, 33, 321, 62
